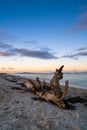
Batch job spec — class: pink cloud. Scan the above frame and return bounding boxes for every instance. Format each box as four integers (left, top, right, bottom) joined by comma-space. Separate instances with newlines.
0, 52, 12, 56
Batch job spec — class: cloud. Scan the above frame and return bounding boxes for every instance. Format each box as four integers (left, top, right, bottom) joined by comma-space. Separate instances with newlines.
79, 5, 87, 10
0, 43, 57, 59
70, 10, 87, 32
0, 51, 13, 56
23, 40, 40, 50
62, 48, 87, 60
10, 48, 58, 59
62, 54, 78, 60
0, 41, 12, 49
79, 11, 87, 18
8, 67, 14, 70
75, 52, 87, 56
0, 37, 57, 59
77, 19, 87, 30
1, 68, 6, 70
1, 67, 14, 70
76, 47, 87, 51
24, 40, 37, 44
40, 47, 52, 52
0, 30, 18, 41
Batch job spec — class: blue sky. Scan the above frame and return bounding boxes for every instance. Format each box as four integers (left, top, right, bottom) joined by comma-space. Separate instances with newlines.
0, 0, 87, 73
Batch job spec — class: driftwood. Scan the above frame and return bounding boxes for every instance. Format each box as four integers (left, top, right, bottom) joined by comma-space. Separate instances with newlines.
25, 65, 69, 109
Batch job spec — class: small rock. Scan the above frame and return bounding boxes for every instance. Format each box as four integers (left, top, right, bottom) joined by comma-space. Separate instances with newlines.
16, 100, 20, 103
40, 119, 49, 129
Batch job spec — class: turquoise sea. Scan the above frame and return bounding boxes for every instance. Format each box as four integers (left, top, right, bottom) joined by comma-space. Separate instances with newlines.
13, 73, 87, 89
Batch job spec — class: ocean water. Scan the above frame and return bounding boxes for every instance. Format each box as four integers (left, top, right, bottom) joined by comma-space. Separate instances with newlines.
13, 73, 87, 89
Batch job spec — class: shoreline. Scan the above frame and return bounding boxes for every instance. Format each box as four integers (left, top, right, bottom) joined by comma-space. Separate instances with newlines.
0, 72, 87, 89
9, 72, 87, 90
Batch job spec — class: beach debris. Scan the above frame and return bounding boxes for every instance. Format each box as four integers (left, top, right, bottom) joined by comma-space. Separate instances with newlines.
16, 100, 20, 103
66, 96, 87, 103
24, 65, 69, 109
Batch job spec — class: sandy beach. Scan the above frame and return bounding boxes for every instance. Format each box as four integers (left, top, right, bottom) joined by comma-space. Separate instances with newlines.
0, 73, 87, 130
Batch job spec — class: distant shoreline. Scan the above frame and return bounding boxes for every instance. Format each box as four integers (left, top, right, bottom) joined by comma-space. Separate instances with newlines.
10, 73, 87, 90
13, 71, 87, 74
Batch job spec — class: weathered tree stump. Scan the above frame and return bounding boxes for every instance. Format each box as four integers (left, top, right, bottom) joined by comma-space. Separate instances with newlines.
25, 65, 69, 109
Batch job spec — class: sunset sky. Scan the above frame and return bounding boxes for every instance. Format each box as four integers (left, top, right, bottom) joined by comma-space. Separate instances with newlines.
0, 0, 87, 73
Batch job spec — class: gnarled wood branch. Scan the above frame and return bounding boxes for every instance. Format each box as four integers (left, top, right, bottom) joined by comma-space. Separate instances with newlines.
24, 65, 69, 109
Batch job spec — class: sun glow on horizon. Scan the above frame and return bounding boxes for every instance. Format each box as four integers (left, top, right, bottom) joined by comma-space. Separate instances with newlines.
0, 64, 87, 73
